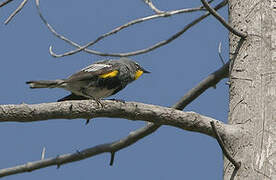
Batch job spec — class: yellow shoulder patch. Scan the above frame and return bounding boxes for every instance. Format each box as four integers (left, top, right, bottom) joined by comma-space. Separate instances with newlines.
135, 70, 143, 80
99, 70, 119, 78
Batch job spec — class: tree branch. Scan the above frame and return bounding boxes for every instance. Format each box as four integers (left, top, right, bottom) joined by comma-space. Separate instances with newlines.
0, 58, 230, 177
173, 61, 229, 109
0, 100, 226, 136
4, 0, 28, 25
218, 42, 225, 65
210, 121, 241, 170
35, 0, 204, 58
0, 0, 14, 8
109, 152, 115, 166
34, 0, 227, 57
143, 0, 164, 14
0, 122, 163, 176
200, 0, 247, 38
0, 100, 233, 178
0, 0, 235, 178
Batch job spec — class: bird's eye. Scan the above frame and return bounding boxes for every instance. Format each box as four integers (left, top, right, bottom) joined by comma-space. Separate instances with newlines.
134, 63, 140, 69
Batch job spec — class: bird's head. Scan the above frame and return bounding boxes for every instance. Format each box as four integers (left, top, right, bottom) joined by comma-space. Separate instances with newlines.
119, 58, 150, 80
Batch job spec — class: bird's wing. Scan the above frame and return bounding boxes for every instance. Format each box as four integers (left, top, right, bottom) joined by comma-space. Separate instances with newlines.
66, 61, 119, 82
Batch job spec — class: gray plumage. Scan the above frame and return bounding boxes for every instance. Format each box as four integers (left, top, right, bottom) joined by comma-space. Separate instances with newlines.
26, 58, 150, 101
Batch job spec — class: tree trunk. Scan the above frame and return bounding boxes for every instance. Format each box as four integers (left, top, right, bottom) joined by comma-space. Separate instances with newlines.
226, 0, 276, 179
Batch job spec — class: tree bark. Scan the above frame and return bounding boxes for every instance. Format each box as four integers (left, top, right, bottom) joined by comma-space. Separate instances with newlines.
0, 101, 231, 138
226, 0, 276, 179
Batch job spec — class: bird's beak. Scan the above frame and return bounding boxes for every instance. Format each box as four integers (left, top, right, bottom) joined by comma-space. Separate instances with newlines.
141, 67, 150, 73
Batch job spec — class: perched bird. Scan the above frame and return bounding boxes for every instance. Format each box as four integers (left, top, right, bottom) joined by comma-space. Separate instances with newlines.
26, 58, 150, 102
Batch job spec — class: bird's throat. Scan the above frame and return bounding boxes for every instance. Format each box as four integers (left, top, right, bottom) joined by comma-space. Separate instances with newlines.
135, 70, 143, 80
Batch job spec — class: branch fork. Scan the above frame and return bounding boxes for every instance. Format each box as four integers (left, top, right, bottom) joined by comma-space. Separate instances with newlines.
211, 121, 241, 175
200, 0, 247, 39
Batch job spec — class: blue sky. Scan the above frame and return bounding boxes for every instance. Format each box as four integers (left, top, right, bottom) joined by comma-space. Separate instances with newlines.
0, 0, 229, 179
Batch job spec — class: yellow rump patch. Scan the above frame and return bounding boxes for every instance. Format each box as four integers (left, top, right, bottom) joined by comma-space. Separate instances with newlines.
135, 70, 143, 80
99, 70, 119, 78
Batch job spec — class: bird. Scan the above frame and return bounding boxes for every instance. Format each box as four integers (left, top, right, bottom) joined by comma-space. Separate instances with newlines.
26, 57, 150, 102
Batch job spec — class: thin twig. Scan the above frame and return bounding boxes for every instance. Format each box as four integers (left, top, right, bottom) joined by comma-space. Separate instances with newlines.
230, 166, 240, 180
85, 119, 91, 125
50, 1, 227, 58
218, 42, 225, 65
0, 0, 13, 8
35, 0, 202, 57
47, 8, 207, 57
0, 60, 230, 178
200, 0, 247, 38
143, 0, 164, 14
34, 0, 226, 58
210, 121, 241, 169
41, 147, 46, 160
4, 0, 28, 25
109, 152, 115, 166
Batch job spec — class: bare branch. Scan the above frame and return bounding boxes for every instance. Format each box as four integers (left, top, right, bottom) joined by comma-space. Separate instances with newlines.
1, 3, 230, 175
109, 152, 115, 166
200, 0, 247, 38
4, 0, 28, 25
0, 0, 13, 8
0, 59, 231, 177
0, 0, 238, 178
210, 121, 241, 169
218, 42, 225, 65
0, 126, 155, 177
143, 0, 164, 14
0, 100, 226, 136
34, 0, 227, 58
41, 147, 46, 160
173, 61, 229, 110
0, 101, 233, 178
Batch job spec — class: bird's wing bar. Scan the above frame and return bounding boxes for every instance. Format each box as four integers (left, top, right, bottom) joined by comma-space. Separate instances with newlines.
66, 62, 119, 82
81, 63, 111, 72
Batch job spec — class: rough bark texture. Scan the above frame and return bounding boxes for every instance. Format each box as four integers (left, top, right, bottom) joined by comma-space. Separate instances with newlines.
227, 0, 276, 179
0, 101, 232, 138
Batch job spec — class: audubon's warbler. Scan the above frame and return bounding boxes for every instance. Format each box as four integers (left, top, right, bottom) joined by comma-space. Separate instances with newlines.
26, 57, 150, 102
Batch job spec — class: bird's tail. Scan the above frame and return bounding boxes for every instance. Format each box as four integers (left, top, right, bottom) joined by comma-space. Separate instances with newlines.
26, 79, 65, 89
